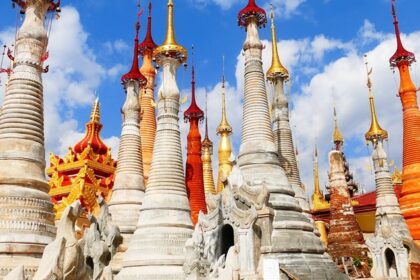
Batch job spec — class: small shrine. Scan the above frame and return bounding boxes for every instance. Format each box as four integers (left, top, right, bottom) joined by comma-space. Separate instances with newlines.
47, 99, 116, 231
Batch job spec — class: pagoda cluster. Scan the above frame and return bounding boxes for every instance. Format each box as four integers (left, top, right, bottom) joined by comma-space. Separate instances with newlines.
1, 0, 420, 280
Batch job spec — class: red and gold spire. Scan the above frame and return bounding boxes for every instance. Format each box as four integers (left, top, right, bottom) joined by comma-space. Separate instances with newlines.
389, 0, 415, 68
121, 13, 146, 85
238, 0, 267, 28
74, 98, 109, 155
389, 0, 420, 247
138, 0, 158, 55
184, 48, 206, 225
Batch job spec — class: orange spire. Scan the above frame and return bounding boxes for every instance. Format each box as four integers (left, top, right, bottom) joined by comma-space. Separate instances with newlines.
390, 0, 420, 248
184, 47, 206, 225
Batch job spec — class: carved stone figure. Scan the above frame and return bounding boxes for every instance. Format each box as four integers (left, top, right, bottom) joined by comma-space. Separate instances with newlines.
33, 200, 92, 280
84, 196, 122, 279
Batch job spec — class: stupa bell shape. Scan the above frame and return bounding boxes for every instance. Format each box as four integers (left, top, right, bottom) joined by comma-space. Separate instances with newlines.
236, 0, 344, 278
116, 0, 192, 278
0, 1, 58, 277
109, 18, 147, 272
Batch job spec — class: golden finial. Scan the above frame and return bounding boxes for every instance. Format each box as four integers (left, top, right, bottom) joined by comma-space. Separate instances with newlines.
364, 55, 388, 142
313, 144, 321, 196
154, 0, 187, 63
217, 56, 233, 135
332, 99, 344, 148
90, 97, 100, 123
267, 4, 289, 82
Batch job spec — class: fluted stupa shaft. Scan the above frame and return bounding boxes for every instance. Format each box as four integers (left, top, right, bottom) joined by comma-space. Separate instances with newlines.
117, 1, 191, 275
271, 80, 309, 213
236, 2, 343, 276
372, 141, 410, 236
0, 1, 56, 277
117, 57, 192, 280
109, 80, 145, 234
139, 51, 156, 186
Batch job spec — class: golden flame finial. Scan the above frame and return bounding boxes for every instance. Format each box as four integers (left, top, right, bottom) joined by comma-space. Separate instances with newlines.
90, 97, 100, 123
313, 144, 321, 196
217, 57, 232, 135
267, 4, 289, 82
332, 101, 344, 149
154, 0, 187, 64
364, 55, 388, 142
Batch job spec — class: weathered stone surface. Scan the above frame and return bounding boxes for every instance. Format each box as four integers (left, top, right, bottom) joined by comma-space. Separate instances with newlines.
116, 2, 192, 278
109, 28, 146, 272
0, 1, 56, 278
235, 2, 345, 279
327, 151, 370, 277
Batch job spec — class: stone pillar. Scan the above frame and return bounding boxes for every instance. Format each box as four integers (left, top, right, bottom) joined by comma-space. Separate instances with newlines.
0, 1, 56, 277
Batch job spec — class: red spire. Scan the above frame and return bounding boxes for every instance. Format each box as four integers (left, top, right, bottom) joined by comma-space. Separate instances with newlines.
74, 99, 109, 155
389, 0, 415, 67
184, 47, 204, 121
139, 0, 158, 56
121, 12, 147, 85
238, 0, 267, 28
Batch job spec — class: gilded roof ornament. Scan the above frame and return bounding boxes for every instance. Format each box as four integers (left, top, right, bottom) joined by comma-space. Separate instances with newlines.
217, 64, 233, 135
267, 4, 289, 82
154, 0, 187, 64
364, 55, 388, 142
332, 104, 344, 147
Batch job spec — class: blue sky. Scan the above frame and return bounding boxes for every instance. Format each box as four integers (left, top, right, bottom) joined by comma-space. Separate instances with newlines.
1, 0, 420, 197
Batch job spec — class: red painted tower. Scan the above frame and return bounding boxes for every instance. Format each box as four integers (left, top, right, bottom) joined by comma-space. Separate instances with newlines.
184, 55, 206, 225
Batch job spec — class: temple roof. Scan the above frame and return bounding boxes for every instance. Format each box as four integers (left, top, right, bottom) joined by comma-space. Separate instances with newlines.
238, 0, 267, 28
139, 1, 158, 55
74, 99, 109, 155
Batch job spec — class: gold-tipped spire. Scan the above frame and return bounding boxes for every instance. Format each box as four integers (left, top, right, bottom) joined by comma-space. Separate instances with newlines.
313, 144, 321, 196
267, 4, 289, 82
217, 59, 233, 135
364, 55, 388, 142
332, 103, 344, 147
311, 143, 330, 211
154, 0, 187, 63
202, 91, 216, 195
216, 58, 233, 193
90, 97, 100, 123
